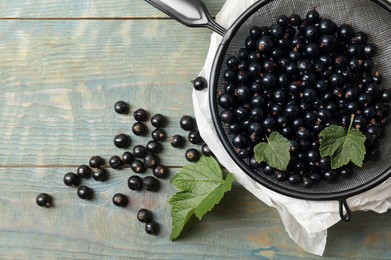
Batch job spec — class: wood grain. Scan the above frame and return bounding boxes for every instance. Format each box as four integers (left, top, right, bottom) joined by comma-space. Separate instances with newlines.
0, 0, 225, 18
1, 167, 391, 259
0, 20, 212, 167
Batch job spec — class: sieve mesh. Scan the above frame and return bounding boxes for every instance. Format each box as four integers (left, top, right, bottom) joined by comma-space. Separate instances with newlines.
213, 0, 391, 197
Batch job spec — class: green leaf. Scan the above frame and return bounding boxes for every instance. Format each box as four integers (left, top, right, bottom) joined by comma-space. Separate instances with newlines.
319, 115, 366, 169
253, 132, 291, 171
169, 156, 234, 241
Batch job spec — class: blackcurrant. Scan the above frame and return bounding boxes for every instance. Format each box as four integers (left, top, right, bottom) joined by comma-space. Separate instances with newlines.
77, 164, 92, 179
151, 128, 166, 142
180, 115, 195, 131
114, 133, 131, 148
146, 140, 162, 154
144, 153, 159, 168
134, 108, 148, 122
145, 221, 159, 235
137, 208, 153, 223
109, 155, 122, 170
153, 165, 169, 179
170, 134, 184, 148
64, 172, 81, 187
114, 101, 129, 115
133, 145, 146, 158
132, 122, 147, 136
89, 156, 104, 169
143, 176, 160, 192
92, 168, 108, 182
77, 186, 93, 200
185, 148, 200, 162
288, 14, 302, 26
306, 9, 320, 24
112, 193, 128, 207
192, 76, 207, 90
128, 175, 143, 191
188, 129, 202, 144
201, 143, 213, 157
121, 152, 134, 165
151, 114, 166, 128
36, 193, 53, 207
131, 160, 145, 173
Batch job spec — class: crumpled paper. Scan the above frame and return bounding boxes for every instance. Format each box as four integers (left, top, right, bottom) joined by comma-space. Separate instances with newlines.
192, 0, 391, 255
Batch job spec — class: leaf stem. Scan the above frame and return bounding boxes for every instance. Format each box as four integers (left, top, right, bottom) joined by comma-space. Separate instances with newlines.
347, 114, 355, 133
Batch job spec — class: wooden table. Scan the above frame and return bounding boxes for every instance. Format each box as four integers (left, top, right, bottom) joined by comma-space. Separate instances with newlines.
1, 0, 390, 259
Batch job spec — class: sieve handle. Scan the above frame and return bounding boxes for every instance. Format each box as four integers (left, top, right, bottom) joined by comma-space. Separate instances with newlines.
339, 199, 351, 221
144, 0, 227, 36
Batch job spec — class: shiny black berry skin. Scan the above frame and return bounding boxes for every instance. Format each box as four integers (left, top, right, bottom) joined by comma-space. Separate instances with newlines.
151, 114, 166, 128
338, 24, 355, 42
133, 145, 146, 158
112, 193, 128, 207
180, 115, 195, 131
185, 148, 200, 162
109, 155, 122, 170
323, 170, 339, 183
151, 128, 166, 142
121, 152, 134, 165
306, 9, 320, 24
338, 167, 353, 178
128, 175, 143, 191
319, 18, 337, 35
153, 165, 169, 179
114, 101, 129, 115
363, 43, 377, 58
145, 221, 159, 235
137, 209, 152, 223
89, 156, 104, 169
134, 108, 148, 122
77, 186, 93, 200
132, 122, 147, 136
380, 89, 391, 103
92, 168, 108, 182
146, 140, 162, 154
77, 165, 92, 178
188, 129, 202, 144
144, 153, 159, 168
143, 176, 160, 192
201, 143, 213, 157
36, 193, 53, 207
277, 15, 289, 27
193, 76, 208, 90
114, 133, 131, 148
64, 172, 81, 187
288, 14, 302, 26
131, 160, 145, 173
170, 134, 184, 148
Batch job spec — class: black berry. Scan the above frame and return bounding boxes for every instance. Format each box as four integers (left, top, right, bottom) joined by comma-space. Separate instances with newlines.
144, 153, 159, 168
89, 156, 104, 169
137, 208, 153, 223
92, 168, 108, 181
133, 145, 147, 158
193, 76, 208, 90
185, 148, 200, 162
151, 128, 166, 142
63, 172, 81, 187
143, 176, 160, 192
128, 175, 143, 191
109, 155, 122, 169
114, 101, 129, 114
134, 108, 148, 122
201, 143, 213, 157
153, 165, 169, 179
146, 140, 162, 154
151, 114, 166, 128
171, 134, 184, 148
36, 193, 53, 207
112, 193, 128, 207
77, 165, 92, 179
77, 186, 93, 200
180, 115, 195, 131
132, 122, 147, 136
121, 152, 134, 165
130, 160, 145, 173
188, 129, 202, 144
113, 133, 131, 148
145, 221, 159, 235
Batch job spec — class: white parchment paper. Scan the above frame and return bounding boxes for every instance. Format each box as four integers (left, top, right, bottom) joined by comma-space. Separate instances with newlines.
192, 0, 391, 255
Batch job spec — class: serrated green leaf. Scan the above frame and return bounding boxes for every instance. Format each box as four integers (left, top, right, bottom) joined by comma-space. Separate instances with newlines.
253, 132, 291, 171
169, 156, 234, 241
319, 125, 346, 157
319, 115, 366, 169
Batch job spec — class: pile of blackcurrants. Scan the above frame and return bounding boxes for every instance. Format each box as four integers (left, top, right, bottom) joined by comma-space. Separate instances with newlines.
217, 9, 390, 187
